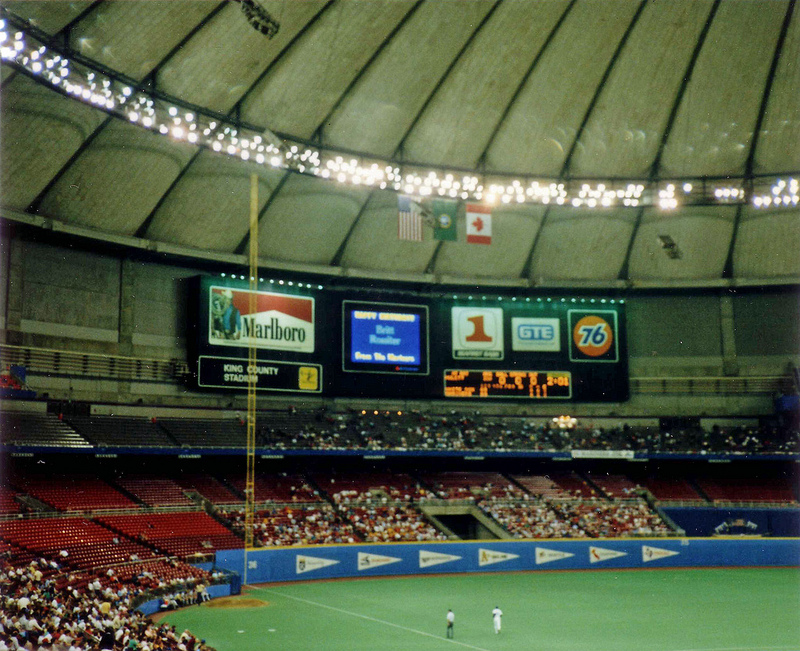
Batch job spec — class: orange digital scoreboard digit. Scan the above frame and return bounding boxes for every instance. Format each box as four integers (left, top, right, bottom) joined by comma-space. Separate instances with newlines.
443, 370, 571, 399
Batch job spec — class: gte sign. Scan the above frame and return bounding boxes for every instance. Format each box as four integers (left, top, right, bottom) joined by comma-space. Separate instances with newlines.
568, 310, 618, 362
512, 318, 560, 352
452, 308, 504, 359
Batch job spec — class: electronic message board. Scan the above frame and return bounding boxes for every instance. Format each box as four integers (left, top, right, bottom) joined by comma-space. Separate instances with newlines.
193, 276, 628, 401
342, 301, 429, 375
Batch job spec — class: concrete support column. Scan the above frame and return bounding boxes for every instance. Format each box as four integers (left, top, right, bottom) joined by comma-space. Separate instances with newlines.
720, 293, 739, 376
117, 258, 136, 396
3, 231, 24, 345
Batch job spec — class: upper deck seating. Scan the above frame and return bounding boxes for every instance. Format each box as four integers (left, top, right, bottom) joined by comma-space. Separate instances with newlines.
11, 473, 138, 511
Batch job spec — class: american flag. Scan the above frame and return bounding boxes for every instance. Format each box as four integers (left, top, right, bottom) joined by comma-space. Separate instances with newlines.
398, 195, 423, 242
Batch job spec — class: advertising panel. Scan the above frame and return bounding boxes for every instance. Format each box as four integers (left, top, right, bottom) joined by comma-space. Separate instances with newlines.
511, 317, 561, 352
568, 309, 618, 363
208, 285, 314, 353
452, 307, 504, 359
194, 276, 628, 401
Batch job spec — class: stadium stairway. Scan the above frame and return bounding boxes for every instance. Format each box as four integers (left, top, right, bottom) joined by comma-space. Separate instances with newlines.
688, 477, 713, 503
14, 493, 57, 514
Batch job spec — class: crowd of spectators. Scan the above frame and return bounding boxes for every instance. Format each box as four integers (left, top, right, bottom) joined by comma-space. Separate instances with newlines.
480, 497, 671, 539
253, 409, 799, 455
219, 505, 359, 546
0, 554, 217, 651
337, 505, 447, 543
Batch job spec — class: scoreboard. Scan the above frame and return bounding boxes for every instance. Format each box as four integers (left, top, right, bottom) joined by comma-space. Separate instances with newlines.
444, 370, 572, 399
192, 276, 628, 402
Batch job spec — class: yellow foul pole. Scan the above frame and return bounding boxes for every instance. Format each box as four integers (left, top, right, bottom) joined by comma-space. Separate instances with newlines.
244, 173, 258, 584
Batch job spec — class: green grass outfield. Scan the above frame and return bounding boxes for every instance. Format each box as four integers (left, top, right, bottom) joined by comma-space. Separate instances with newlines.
162, 568, 800, 651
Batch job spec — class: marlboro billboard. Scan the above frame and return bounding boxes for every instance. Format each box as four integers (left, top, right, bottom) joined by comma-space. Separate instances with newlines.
208, 285, 314, 353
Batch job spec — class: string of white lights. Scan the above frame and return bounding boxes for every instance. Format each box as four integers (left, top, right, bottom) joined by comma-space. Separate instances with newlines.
1, 18, 798, 212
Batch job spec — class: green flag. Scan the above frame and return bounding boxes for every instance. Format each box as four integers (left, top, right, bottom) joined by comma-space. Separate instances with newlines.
432, 199, 457, 241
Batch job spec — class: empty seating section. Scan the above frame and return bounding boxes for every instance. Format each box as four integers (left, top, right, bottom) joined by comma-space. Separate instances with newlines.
115, 476, 194, 507
420, 472, 526, 500
175, 474, 241, 505
511, 474, 570, 499
313, 472, 429, 502
547, 471, 599, 497
586, 473, 640, 499
159, 417, 245, 447
0, 486, 22, 514
0, 517, 156, 568
643, 477, 703, 502
66, 416, 176, 447
696, 476, 797, 503
224, 473, 318, 503
96, 512, 242, 558
11, 474, 137, 511
220, 505, 357, 546
2, 412, 92, 447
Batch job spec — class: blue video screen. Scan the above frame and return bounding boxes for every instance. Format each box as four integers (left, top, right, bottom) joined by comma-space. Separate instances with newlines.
343, 301, 429, 375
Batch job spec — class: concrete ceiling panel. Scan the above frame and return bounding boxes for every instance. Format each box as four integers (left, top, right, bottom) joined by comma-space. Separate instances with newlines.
256, 174, 367, 265
733, 206, 800, 279
3, 1, 95, 35
485, 1, 641, 176
339, 191, 438, 274
628, 207, 736, 280
144, 151, 284, 251
434, 204, 545, 279
529, 209, 636, 281
37, 120, 196, 235
323, 0, 492, 158
0, 76, 107, 210
402, 0, 570, 169
569, 0, 714, 177
659, 0, 788, 177
754, 9, 800, 173
158, 1, 327, 114
241, 0, 411, 139
70, 1, 220, 81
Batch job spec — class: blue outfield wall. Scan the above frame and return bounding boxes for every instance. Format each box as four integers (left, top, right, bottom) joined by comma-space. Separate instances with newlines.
663, 507, 800, 537
216, 538, 800, 585
137, 583, 232, 615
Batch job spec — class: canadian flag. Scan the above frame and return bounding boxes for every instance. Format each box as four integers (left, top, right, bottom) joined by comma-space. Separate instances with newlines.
466, 204, 492, 245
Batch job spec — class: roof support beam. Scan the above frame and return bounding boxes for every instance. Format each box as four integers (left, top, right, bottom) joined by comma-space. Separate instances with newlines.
617, 206, 646, 281
742, 0, 796, 180
476, 0, 578, 169
560, 0, 648, 179
618, 0, 724, 282
230, 0, 336, 119
234, 171, 291, 255
310, 0, 424, 145
56, 0, 106, 45
393, 0, 503, 159
134, 148, 205, 239
26, 114, 114, 215
330, 190, 377, 267
647, 0, 722, 179
142, 1, 228, 89
528, 0, 648, 282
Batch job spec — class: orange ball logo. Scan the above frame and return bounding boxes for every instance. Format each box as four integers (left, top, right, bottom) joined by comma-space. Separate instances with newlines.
573, 315, 613, 357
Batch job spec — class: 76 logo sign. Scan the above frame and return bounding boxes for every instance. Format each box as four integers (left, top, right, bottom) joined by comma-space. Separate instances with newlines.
568, 311, 618, 362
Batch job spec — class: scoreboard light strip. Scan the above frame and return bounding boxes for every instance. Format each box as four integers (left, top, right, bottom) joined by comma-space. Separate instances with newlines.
443, 369, 572, 399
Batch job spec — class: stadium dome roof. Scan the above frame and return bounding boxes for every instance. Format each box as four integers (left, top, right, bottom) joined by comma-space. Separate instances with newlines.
2, 0, 799, 289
